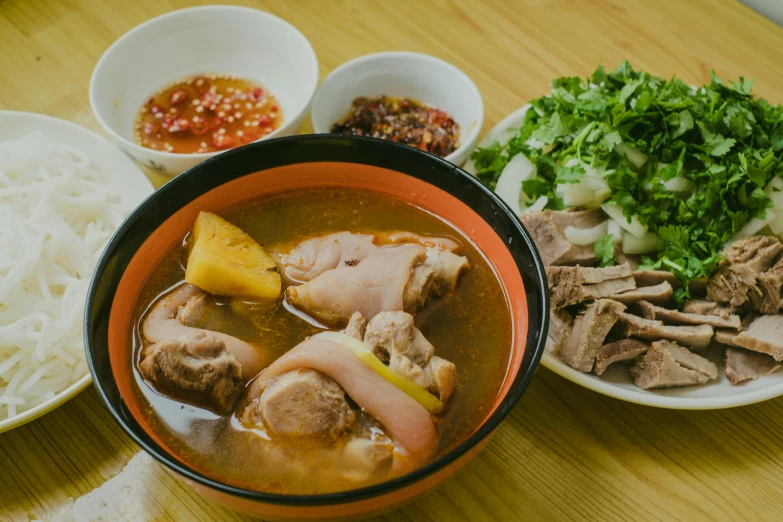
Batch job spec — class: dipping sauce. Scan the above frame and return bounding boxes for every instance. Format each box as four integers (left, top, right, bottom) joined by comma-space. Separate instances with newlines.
331, 96, 460, 158
134, 75, 283, 154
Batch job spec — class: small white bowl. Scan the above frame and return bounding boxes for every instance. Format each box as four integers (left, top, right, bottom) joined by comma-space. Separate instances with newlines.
90, 6, 318, 176
310, 52, 483, 166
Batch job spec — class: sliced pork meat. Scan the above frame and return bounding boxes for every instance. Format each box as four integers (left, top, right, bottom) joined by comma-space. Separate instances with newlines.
139, 332, 243, 413
362, 311, 456, 402
617, 312, 714, 350
714, 328, 740, 347
631, 340, 718, 389
142, 284, 263, 379
733, 314, 783, 361
748, 256, 783, 314
637, 300, 741, 330
546, 208, 605, 230
682, 300, 738, 318
725, 347, 782, 385
608, 282, 673, 306
707, 236, 783, 307
548, 264, 635, 308
241, 368, 356, 439
244, 337, 437, 455
286, 244, 469, 325
520, 210, 596, 266
554, 299, 625, 372
594, 339, 649, 376
342, 437, 394, 481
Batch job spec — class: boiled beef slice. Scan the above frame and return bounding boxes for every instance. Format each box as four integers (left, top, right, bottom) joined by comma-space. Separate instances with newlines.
630, 340, 718, 389
748, 256, 783, 314
633, 270, 680, 288
554, 299, 625, 372
617, 312, 714, 350
607, 282, 673, 306
520, 211, 596, 266
682, 300, 738, 318
706, 236, 783, 307
594, 339, 649, 376
724, 347, 782, 385
637, 300, 741, 329
547, 264, 635, 308
733, 314, 783, 360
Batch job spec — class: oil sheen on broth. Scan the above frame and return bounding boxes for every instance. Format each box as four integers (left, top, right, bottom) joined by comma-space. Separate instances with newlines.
131, 188, 512, 495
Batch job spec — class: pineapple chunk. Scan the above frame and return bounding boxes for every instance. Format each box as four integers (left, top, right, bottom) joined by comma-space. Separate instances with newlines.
185, 211, 281, 301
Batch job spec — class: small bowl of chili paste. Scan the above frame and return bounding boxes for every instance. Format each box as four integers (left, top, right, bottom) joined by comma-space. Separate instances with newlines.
311, 52, 483, 166
89, 6, 318, 176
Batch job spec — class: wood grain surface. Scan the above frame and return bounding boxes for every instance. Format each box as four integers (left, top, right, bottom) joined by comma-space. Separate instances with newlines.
2, 0, 783, 520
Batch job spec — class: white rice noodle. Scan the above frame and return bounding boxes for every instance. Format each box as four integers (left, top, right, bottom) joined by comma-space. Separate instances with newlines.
0, 131, 128, 419
622, 232, 660, 254
564, 220, 608, 246
494, 153, 536, 216
601, 203, 648, 239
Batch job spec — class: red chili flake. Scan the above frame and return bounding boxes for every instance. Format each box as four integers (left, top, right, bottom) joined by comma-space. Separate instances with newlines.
200, 92, 218, 108
240, 129, 261, 143
169, 89, 189, 106
249, 87, 264, 101
143, 121, 160, 136
270, 105, 278, 113
212, 133, 235, 149
257, 114, 274, 126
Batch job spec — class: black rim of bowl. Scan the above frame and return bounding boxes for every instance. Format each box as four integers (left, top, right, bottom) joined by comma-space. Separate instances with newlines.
85, 134, 549, 507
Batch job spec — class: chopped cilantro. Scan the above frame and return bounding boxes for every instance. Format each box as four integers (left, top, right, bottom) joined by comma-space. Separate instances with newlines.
470, 61, 783, 287
593, 234, 616, 267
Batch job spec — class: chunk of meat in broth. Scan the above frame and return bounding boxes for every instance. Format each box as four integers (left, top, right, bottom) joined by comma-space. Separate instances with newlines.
241, 336, 438, 457
241, 369, 356, 439
286, 244, 470, 326
140, 332, 243, 413
140, 284, 264, 411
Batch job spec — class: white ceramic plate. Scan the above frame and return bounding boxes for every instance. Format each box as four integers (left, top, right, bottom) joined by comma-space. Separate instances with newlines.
0, 111, 154, 433
469, 105, 783, 409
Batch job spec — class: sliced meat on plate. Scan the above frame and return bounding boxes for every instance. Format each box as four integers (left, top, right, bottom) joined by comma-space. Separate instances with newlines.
594, 339, 650, 376
733, 314, 783, 361
636, 300, 741, 329
748, 256, 783, 314
706, 236, 783, 307
617, 312, 714, 350
724, 347, 782, 385
607, 281, 673, 306
631, 340, 718, 389
553, 299, 625, 372
547, 264, 635, 308
520, 210, 598, 266
682, 299, 738, 319
632, 269, 680, 288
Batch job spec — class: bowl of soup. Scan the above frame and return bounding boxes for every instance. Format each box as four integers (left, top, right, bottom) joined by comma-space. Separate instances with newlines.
84, 134, 548, 519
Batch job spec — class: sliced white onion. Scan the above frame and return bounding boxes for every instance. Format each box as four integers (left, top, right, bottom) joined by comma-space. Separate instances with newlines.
615, 143, 648, 170
560, 183, 597, 207
770, 213, 783, 236
564, 220, 609, 245
607, 219, 623, 242
525, 196, 548, 213
592, 188, 612, 206
765, 177, 783, 195
601, 203, 648, 238
663, 176, 695, 193
495, 153, 536, 215
733, 211, 776, 240
769, 191, 783, 209
622, 232, 659, 254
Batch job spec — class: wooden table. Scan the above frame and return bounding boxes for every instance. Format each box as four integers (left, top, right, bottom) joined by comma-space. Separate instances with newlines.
2, 0, 783, 520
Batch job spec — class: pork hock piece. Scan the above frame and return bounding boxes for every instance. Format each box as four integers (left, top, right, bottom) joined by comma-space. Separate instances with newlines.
553, 299, 626, 372
724, 347, 782, 385
547, 264, 635, 309
274, 230, 462, 284
594, 339, 650, 376
706, 235, 783, 307
520, 209, 602, 266
617, 312, 714, 350
286, 242, 470, 325
631, 340, 718, 390
139, 284, 264, 412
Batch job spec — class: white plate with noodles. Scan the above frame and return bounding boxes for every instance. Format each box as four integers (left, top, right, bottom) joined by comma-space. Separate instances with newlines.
0, 111, 154, 432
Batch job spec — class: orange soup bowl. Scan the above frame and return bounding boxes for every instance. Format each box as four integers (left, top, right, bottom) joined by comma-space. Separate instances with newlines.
84, 134, 549, 520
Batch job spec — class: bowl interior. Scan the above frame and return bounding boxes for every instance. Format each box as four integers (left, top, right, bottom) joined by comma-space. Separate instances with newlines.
311, 53, 483, 144
86, 135, 547, 505
91, 6, 318, 145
